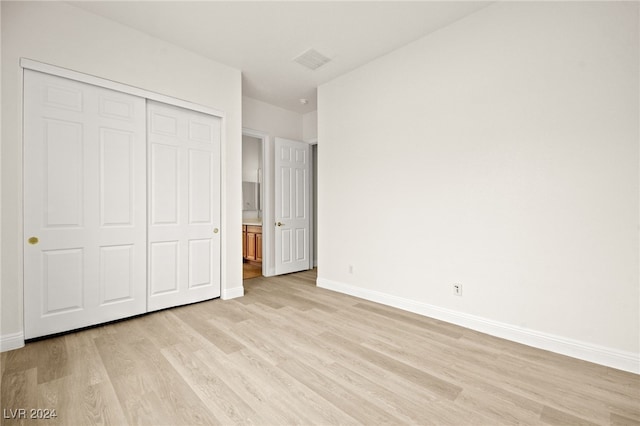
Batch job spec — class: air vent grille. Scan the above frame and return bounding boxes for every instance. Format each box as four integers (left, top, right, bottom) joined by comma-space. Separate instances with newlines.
293, 48, 331, 71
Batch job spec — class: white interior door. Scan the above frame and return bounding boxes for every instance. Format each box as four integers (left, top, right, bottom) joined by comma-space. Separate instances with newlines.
23, 70, 147, 339
275, 137, 311, 275
147, 101, 221, 311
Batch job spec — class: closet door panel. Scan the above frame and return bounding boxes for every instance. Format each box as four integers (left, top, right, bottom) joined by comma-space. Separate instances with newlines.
147, 101, 221, 311
100, 128, 135, 227
24, 70, 147, 339
99, 245, 135, 304
189, 149, 213, 224
42, 248, 84, 314
188, 239, 212, 288
150, 143, 180, 225
149, 241, 180, 295
43, 119, 84, 227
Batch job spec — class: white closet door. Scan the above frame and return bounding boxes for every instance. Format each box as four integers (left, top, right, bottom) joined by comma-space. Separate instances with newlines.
23, 70, 147, 339
147, 101, 221, 311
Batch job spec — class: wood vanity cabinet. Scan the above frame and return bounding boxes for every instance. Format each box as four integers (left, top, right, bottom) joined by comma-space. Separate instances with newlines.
243, 225, 262, 262
242, 225, 247, 259
256, 232, 262, 261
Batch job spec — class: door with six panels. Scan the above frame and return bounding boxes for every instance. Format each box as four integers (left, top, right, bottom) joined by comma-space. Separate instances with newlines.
23, 70, 222, 338
23, 70, 147, 338
147, 100, 221, 311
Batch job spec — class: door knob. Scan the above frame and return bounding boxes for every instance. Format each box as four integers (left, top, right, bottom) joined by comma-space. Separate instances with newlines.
276, 222, 284, 227
28, 237, 39, 245
213, 228, 219, 234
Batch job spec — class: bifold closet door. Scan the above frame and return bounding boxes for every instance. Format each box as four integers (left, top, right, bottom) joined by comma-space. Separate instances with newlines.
147, 101, 221, 311
23, 70, 147, 339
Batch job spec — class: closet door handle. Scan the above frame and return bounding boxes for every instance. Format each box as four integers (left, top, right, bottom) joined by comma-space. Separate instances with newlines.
213, 228, 219, 234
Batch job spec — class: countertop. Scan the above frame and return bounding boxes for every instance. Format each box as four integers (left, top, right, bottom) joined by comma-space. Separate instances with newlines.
243, 218, 262, 226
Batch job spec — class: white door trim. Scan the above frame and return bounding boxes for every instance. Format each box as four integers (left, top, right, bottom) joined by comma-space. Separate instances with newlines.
308, 140, 318, 269
20, 58, 225, 119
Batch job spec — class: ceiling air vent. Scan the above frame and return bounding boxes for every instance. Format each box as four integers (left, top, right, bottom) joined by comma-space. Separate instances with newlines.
293, 48, 331, 71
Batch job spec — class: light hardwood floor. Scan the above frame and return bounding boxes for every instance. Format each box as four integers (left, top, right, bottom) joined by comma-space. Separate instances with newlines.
2, 269, 639, 425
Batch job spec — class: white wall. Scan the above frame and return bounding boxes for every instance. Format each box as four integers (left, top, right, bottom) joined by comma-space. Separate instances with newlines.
1, 1, 243, 349
242, 135, 262, 183
303, 110, 318, 142
318, 2, 639, 372
243, 96, 303, 142
303, 110, 319, 266
242, 135, 262, 221
0, 3, 3, 346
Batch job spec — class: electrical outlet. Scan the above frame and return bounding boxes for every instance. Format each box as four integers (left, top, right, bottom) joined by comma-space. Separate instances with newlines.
453, 283, 462, 296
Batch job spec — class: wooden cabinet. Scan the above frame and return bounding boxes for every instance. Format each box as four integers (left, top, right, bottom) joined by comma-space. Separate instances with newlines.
243, 225, 262, 263
256, 232, 262, 261
247, 230, 257, 260
242, 226, 247, 259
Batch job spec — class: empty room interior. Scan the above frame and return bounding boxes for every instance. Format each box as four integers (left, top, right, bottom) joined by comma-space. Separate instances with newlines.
1, 1, 639, 425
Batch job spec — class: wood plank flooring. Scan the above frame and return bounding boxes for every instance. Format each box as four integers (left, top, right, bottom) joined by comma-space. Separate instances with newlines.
243, 263, 262, 280
2, 269, 639, 425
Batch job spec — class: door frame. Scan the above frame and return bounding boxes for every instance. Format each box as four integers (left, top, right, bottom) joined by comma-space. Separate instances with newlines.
307, 138, 318, 269
18, 58, 231, 345
242, 128, 270, 277
20, 59, 225, 118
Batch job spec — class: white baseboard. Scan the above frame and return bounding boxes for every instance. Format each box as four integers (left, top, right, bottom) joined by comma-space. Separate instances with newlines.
317, 277, 640, 374
0, 331, 25, 352
222, 286, 244, 300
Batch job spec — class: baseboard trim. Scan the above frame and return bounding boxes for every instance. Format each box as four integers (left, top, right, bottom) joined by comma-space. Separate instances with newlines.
317, 277, 640, 374
0, 331, 25, 352
222, 286, 244, 300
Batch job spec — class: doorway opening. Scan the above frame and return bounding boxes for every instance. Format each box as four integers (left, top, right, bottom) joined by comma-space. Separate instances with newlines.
242, 129, 267, 280
241, 130, 316, 281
